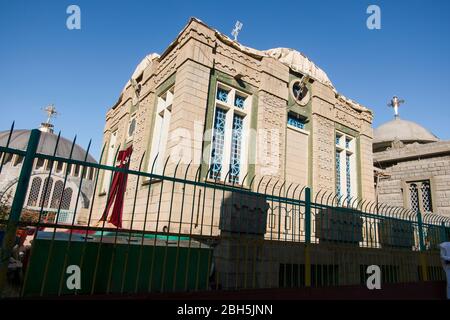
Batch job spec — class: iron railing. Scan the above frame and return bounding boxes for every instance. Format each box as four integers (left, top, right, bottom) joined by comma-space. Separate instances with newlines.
0, 123, 449, 297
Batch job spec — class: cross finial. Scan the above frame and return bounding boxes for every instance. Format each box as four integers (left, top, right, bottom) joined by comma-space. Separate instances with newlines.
39, 104, 58, 133
42, 104, 58, 124
231, 21, 243, 42
388, 96, 405, 118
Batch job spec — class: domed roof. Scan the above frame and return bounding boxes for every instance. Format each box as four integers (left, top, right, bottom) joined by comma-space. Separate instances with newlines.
0, 129, 96, 163
264, 48, 334, 88
373, 117, 439, 148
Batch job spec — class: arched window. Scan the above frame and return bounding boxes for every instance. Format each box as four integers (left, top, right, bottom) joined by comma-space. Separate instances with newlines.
408, 180, 433, 214
409, 183, 419, 213
40, 177, 53, 208
61, 188, 73, 210
27, 177, 42, 207
420, 182, 433, 212
51, 181, 64, 209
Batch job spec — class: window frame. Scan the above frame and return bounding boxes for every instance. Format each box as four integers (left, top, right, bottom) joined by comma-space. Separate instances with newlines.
101, 129, 118, 194
208, 82, 252, 184
147, 86, 174, 175
335, 131, 357, 202
405, 179, 434, 213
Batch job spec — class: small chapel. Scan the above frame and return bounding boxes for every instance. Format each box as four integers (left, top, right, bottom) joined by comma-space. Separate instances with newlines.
373, 97, 450, 218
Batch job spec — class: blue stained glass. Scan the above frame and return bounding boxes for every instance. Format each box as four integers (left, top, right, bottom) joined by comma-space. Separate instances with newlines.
287, 114, 305, 130
234, 95, 245, 109
210, 108, 226, 179
345, 138, 351, 149
336, 151, 341, 198
336, 135, 341, 146
346, 153, 351, 204
229, 114, 243, 183
217, 88, 229, 103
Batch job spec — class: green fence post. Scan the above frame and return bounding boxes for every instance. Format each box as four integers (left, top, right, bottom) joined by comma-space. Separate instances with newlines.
0, 129, 40, 296
305, 188, 311, 244
441, 222, 448, 243
416, 209, 428, 281
417, 210, 425, 251
304, 187, 311, 287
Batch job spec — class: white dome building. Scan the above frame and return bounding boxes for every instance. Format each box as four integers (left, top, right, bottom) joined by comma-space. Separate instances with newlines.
373, 99, 450, 218
0, 123, 97, 224
373, 117, 439, 152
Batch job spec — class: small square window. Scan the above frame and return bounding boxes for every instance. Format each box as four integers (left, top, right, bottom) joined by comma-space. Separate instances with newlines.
287, 112, 306, 130
345, 138, 351, 149
336, 135, 342, 146
234, 94, 246, 109
216, 87, 230, 103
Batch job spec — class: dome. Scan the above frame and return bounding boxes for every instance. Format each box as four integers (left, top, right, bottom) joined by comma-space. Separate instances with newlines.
373, 118, 439, 151
0, 129, 96, 163
264, 48, 334, 88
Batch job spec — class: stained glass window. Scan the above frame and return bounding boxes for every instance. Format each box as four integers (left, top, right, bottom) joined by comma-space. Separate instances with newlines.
345, 138, 351, 149
336, 135, 341, 146
229, 114, 243, 183
27, 177, 42, 207
287, 113, 305, 130
61, 188, 73, 210
336, 151, 341, 197
234, 94, 245, 109
211, 83, 250, 183
40, 177, 53, 208
346, 153, 351, 203
216, 88, 229, 103
51, 180, 64, 209
420, 182, 432, 212
210, 108, 226, 179
409, 184, 419, 213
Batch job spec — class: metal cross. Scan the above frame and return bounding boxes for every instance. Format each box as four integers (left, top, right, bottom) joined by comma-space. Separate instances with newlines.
231, 21, 243, 42
388, 96, 405, 118
42, 104, 58, 124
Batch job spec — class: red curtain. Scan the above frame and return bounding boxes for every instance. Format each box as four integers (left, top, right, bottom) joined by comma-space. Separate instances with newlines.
99, 146, 133, 228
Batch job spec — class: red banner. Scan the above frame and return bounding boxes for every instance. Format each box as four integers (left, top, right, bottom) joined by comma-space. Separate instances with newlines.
99, 145, 133, 228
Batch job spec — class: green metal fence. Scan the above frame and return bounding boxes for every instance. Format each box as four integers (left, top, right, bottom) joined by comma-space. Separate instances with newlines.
0, 124, 449, 298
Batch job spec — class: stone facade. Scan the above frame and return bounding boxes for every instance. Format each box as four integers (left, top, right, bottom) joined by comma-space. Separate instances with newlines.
375, 140, 450, 218
94, 18, 375, 234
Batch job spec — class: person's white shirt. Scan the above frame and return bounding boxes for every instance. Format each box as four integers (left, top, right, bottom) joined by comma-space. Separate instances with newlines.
440, 242, 450, 300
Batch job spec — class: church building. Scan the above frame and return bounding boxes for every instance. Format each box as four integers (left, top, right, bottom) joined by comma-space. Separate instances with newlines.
0, 107, 97, 224
94, 18, 375, 232
374, 97, 450, 218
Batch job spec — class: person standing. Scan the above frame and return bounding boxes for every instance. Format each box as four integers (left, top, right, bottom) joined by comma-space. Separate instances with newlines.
440, 242, 450, 299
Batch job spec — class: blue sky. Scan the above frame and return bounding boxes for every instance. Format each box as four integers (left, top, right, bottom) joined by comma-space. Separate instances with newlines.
1, 0, 449, 159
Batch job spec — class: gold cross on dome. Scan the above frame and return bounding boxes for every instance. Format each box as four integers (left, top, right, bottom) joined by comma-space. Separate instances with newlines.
42, 104, 58, 124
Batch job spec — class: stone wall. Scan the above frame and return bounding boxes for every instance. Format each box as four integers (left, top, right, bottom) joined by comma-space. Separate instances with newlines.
375, 142, 450, 217
94, 18, 375, 232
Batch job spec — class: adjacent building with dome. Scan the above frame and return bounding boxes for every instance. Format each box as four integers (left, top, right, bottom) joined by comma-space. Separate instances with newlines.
373, 100, 450, 218
0, 119, 97, 224
94, 18, 375, 233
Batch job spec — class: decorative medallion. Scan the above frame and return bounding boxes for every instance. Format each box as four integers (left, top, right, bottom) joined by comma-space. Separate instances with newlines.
290, 77, 311, 106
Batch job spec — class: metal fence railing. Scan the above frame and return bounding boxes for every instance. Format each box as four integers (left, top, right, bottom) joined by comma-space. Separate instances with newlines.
0, 124, 449, 297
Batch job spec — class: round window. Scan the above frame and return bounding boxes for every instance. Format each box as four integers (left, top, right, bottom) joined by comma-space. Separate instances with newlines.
290, 78, 311, 106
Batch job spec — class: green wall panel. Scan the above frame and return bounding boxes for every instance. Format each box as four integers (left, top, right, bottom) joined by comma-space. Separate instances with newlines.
23, 239, 212, 297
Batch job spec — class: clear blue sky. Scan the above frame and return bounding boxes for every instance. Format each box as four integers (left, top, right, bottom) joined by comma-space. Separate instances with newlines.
1, 0, 449, 159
